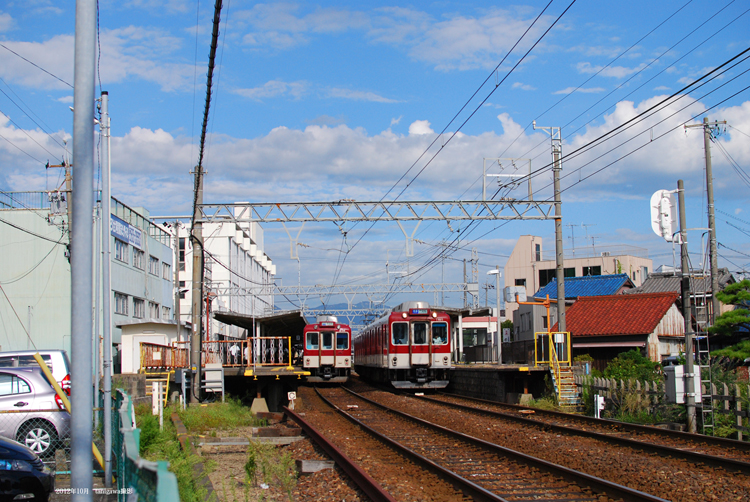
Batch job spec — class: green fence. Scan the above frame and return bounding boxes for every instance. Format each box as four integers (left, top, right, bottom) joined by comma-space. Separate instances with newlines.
111, 389, 180, 502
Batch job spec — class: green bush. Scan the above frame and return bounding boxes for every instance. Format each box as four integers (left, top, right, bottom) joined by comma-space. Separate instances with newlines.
603, 350, 660, 381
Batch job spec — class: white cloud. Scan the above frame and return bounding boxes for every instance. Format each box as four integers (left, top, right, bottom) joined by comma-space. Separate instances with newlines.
512, 82, 535, 91
390, 116, 402, 126
0, 12, 13, 32
0, 27, 195, 92
234, 5, 554, 71
408, 120, 433, 135
233, 80, 308, 101
553, 86, 605, 95
56, 95, 73, 104
327, 88, 398, 103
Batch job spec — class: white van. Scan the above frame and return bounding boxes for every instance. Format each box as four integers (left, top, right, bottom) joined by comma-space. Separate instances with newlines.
0, 350, 71, 395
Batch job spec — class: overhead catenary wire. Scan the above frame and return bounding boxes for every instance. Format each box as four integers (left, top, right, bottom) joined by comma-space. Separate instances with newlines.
325, 0, 575, 295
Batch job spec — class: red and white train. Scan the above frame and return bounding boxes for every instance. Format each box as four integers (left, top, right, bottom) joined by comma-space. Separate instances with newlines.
353, 301, 451, 389
302, 316, 352, 383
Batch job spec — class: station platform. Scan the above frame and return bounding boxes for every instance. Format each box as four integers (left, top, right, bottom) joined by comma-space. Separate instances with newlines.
447, 363, 550, 404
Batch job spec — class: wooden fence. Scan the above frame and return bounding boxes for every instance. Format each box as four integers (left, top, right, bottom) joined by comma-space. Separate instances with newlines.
575, 375, 749, 440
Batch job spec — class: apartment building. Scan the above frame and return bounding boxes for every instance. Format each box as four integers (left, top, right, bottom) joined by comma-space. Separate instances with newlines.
503, 235, 652, 320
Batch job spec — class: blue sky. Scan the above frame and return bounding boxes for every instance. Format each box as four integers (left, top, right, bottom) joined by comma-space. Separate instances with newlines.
1, 0, 749, 310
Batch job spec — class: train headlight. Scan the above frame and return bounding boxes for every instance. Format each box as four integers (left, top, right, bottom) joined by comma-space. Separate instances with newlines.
392, 356, 398, 366
432, 312, 437, 318
305, 358, 311, 366
402, 312, 407, 319
345, 358, 349, 365
443, 356, 449, 365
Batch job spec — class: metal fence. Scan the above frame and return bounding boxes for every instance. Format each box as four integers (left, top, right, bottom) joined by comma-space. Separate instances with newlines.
111, 389, 180, 502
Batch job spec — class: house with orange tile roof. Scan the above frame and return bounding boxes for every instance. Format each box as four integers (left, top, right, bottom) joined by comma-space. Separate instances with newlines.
552, 292, 684, 371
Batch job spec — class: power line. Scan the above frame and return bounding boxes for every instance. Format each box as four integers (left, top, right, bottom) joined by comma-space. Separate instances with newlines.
0, 43, 73, 88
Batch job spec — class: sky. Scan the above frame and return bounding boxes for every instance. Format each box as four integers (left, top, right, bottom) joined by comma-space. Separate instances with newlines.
0, 0, 749, 311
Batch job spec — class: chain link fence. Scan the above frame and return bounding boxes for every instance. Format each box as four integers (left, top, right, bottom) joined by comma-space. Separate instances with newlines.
109, 389, 180, 502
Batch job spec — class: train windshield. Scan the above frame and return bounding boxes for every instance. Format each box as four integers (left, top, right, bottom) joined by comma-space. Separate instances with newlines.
392, 323, 408, 345
336, 332, 349, 350
432, 322, 448, 345
413, 322, 428, 345
321, 331, 334, 350
306, 332, 319, 350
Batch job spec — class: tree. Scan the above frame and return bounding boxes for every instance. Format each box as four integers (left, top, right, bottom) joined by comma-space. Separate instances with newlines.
709, 279, 750, 337
603, 350, 660, 381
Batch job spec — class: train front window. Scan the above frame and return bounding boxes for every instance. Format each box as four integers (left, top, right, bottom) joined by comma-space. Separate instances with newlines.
413, 322, 428, 345
432, 322, 448, 345
392, 323, 408, 345
306, 332, 319, 350
337, 332, 349, 350
322, 332, 334, 350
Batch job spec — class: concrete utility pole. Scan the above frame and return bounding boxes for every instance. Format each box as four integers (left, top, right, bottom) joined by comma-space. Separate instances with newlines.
678, 179, 697, 434
173, 222, 181, 332
100, 91, 113, 486
190, 180, 203, 404
534, 122, 566, 332
685, 117, 726, 325
71, 0, 96, 498
487, 267, 501, 363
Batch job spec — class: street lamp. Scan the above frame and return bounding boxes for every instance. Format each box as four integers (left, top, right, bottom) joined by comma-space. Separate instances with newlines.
487, 268, 501, 363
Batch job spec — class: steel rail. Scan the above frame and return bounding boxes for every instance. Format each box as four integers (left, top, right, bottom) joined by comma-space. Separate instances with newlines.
417, 393, 750, 474
282, 405, 396, 502
314, 388, 509, 502
440, 391, 750, 451
335, 387, 667, 502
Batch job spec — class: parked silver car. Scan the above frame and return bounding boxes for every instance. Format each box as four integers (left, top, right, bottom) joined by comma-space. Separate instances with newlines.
0, 367, 70, 458
0, 350, 71, 395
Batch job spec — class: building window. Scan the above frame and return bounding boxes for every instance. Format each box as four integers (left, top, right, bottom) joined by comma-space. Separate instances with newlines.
133, 298, 145, 319
149, 302, 159, 319
114, 239, 128, 263
582, 266, 601, 276
542, 316, 548, 329
515, 278, 526, 287
162, 262, 171, 280
133, 248, 145, 270
539, 268, 575, 287
179, 237, 186, 271
162, 306, 171, 320
535, 243, 541, 261
179, 281, 186, 299
114, 292, 128, 315
149, 256, 159, 276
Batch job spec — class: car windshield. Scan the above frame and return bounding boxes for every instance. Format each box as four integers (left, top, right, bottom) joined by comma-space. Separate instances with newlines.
306, 332, 319, 350
432, 322, 448, 345
336, 332, 349, 350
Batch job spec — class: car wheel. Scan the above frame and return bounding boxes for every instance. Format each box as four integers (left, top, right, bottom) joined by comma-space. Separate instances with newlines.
18, 421, 58, 458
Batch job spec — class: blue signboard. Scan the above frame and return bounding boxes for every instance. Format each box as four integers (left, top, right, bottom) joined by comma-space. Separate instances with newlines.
111, 214, 143, 250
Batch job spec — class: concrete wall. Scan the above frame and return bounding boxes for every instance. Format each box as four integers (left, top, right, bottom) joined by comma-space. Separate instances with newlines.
447, 368, 506, 402
0, 209, 71, 353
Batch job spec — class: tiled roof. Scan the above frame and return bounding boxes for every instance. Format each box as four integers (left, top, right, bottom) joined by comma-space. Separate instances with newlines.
552, 292, 679, 336
533, 274, 634, 300
625, 267, 734, 295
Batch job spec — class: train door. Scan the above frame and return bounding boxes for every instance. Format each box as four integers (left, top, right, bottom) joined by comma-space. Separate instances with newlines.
392, 321, 408, 368
431, 320, 448, 367
336, 330, 349, 368
411, 321, 429, 366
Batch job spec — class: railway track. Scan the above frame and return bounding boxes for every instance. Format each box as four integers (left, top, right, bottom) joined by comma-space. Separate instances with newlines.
342, 379, 750, 501
419, 392, 750, 473
317, 386, 667, 502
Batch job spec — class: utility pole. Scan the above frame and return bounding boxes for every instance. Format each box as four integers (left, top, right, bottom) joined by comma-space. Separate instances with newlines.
100, 90, 113, 486
173, 222, 181, 334
534, 122, 566, 332
678, 179, 697, 433
71, 0, 96, 497
685, 117, 726, 325
190, 178, 203, 404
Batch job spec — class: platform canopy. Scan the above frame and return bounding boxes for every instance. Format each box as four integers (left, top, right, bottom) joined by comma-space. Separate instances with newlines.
213, 309, 307, 340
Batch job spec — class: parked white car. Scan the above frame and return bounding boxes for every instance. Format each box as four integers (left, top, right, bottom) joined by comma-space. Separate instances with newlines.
0, 350, 71, 395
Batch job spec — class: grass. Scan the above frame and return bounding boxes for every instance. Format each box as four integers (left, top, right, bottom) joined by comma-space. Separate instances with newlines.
135, 398, 266, 502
